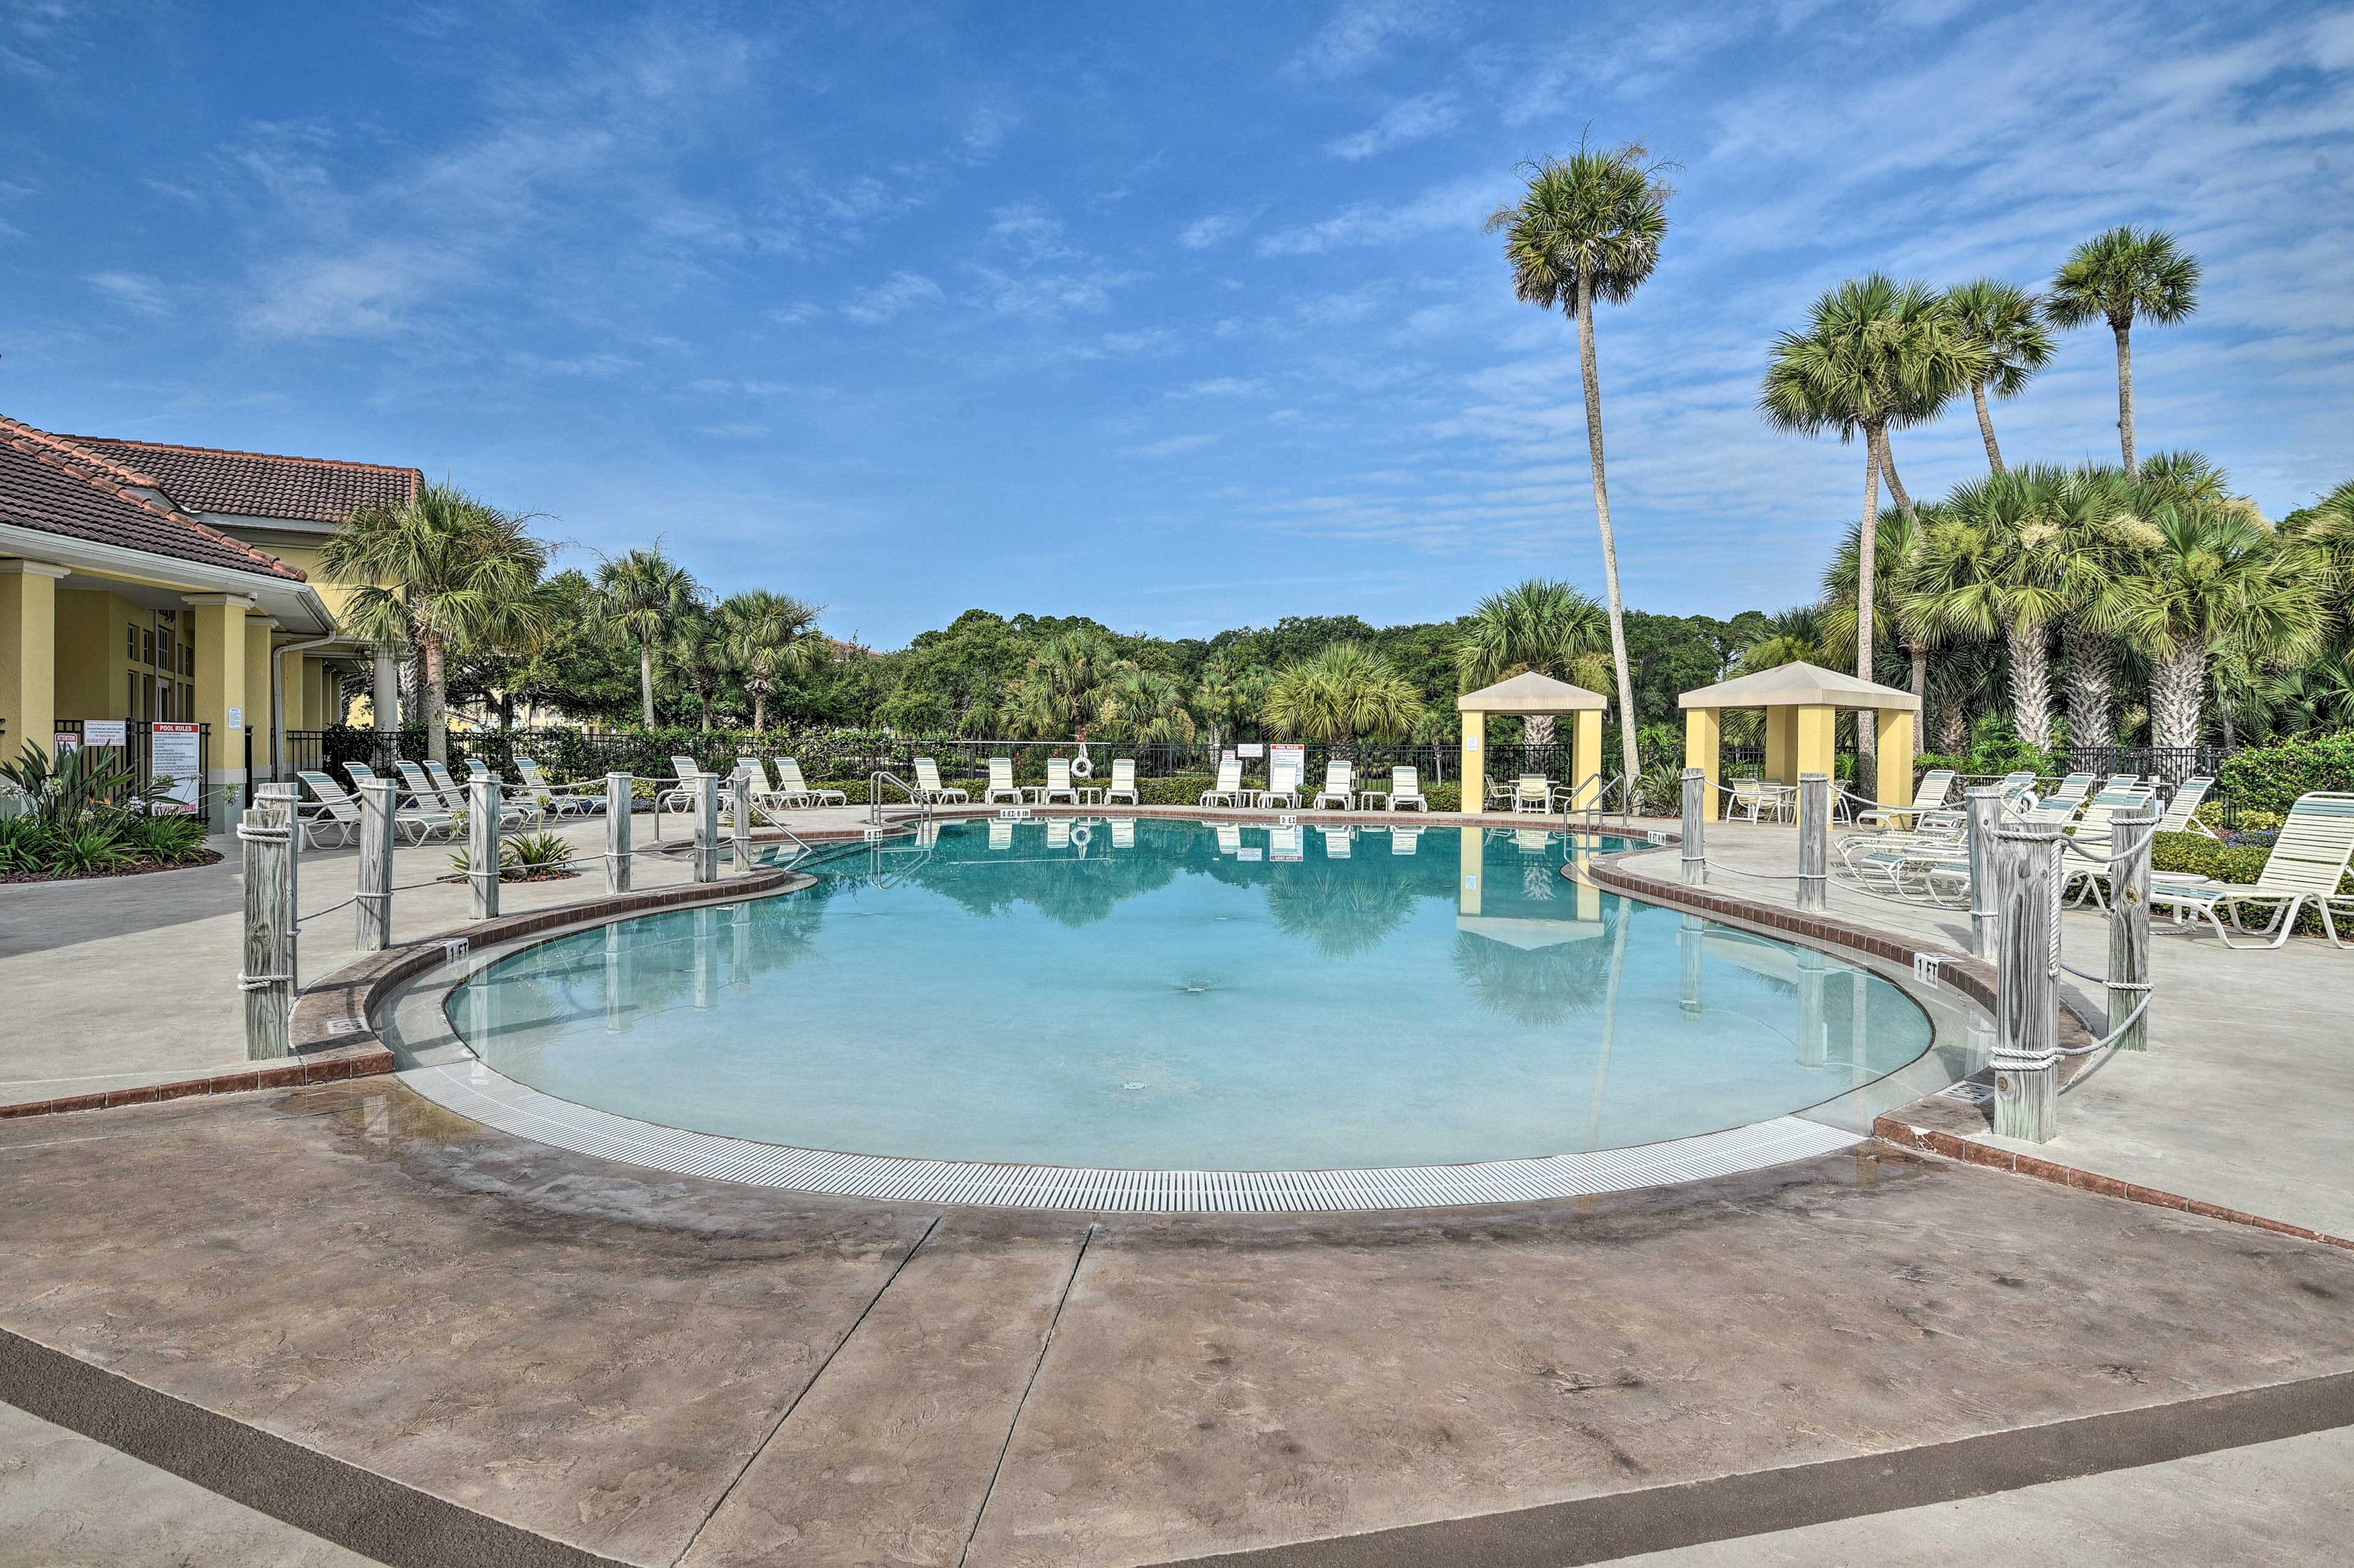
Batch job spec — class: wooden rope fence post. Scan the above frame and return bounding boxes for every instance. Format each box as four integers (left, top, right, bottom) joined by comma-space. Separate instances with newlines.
604, 773, 633, 893
1993, 820, 2060, 1142
238, 795, 294, 1061
1680, 768, 1707, 886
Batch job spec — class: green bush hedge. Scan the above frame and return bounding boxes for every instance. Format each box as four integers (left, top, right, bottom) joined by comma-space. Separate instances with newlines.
2217, 732, 2354, 818
2150, 831, 2269, 886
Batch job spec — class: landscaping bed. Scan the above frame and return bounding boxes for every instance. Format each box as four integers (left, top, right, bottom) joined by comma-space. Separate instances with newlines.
0, 847, 224, 885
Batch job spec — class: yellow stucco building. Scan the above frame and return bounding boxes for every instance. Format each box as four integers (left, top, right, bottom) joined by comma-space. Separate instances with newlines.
1, 415, 419, 829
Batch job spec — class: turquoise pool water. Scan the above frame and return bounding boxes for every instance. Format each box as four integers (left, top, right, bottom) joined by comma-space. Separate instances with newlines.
448, 820, 1934, 1171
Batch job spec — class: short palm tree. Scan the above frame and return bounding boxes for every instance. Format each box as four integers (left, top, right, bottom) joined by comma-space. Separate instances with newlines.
1899, 467, 2081, 751
1452, 579, 1612, 748
2090, 501, 2321, 750
2279, 479, 2354, 649
1944, 279, 2055, 474
1738, 606, 1829, 674
1094, 666, 1198, 745
1260, 642, 1424, 742
2045, 227, 2201, 478
716, 590, 823, 732
1484, 139, 1673, 788
1761, 274, 1984, 759
1190, 652, 1263, 754
1000, 631, 1117, 739
667, 607, 729, 733
592, 547, 699, 727
320, 482, 552, 764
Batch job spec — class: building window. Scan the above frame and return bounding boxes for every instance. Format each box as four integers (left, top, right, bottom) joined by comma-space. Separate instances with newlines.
127, 625, 138, 661
128, 672, 138, 715
142, 629, 154, 666
182, 645, 194, 676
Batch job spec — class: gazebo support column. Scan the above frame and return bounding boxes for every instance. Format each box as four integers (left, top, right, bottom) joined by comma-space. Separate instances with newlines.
1683, 706, 1720, 822
1874, 709, 1915, 807
1572, 709, 1602, 809
1794, 703, 1836, 785
1460, 709, 1487, 817
1764, 706, 1797, 785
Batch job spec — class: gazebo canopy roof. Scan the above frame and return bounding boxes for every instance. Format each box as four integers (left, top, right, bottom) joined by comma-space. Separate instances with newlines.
1677, 660, 1919, 713
1457, 670, 1608, 714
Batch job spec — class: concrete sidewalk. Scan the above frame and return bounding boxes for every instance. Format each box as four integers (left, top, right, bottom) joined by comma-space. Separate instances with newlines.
1612, 823, 2354, 1241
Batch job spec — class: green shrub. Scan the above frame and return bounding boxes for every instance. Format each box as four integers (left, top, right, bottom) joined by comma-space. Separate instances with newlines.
2217, 732, 2354, 818
2234, 810, 2283, 832
0, 816, 51, 873
2150, 831, 2269, 886
47, 824, 132, 875
118, 813, 207, 865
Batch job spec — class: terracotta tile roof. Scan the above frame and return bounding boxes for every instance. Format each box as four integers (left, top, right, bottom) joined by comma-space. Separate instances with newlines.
58, 434, 422, 526
0, 416, 307, 582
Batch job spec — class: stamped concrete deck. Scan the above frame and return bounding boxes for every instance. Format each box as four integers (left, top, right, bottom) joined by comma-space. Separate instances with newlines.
2, 1084, 2352, 1566
1607, 822, 2354, 1241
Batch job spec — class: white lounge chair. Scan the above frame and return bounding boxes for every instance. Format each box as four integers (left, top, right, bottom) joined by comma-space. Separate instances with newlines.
1034, 757, 1079, 806
516, 757, 601, 816
1103, 758, 1139, 806
1201, 758, 1245, 807
774, 758, 847, 807
344, 763, 459, 842
1854, 768, 1954, 832
734, 757, 790, 810
1257, 757, 1301, 809
2155, 776, 2217, 837
983, 758, 1022, 805
656, 755, 708, 815
455, 759, 535, 826
1387, 766, 1428, 813
912, 758, 968, 804
1512, 774, 1560, 815
1312, 761, 1354, 811
289, 770, 359, 848
2154, 792, 2354, 948
308, 767, 454, 845
2046, 772, 2097, 807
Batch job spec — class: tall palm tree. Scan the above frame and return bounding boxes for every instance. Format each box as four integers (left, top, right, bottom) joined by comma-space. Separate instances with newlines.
1761, 274, 1984, 760
1260, 642, 1424, 742
1944, 279, 2055, 474
320, 482, 552, 764
1094, 666, 1198, 745
1452, 579, 1612, 748
1899, 467, 2081, 750
1484, 139, 1673, 790
2278, 479, 2354, 653
1000, 631, 1118, 739
716, 589, 823, 732
592, 547, 699, 727
1737, 606, 1828, 673
2092, 501, 2321, 751
2044, 226, 2201, 478
2062, 454, 2225, 752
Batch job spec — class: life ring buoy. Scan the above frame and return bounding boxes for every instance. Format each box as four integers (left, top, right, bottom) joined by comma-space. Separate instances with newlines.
1070, 824, 1092, 850
1068, 754, 1094, 778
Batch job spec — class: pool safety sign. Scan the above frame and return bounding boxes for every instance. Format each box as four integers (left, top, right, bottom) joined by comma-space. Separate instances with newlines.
148, 722, 200, 814
82, 720, 127, 747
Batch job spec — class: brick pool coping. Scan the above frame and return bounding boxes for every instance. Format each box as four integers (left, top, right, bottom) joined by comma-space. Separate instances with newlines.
1586, 840, 2354, 1254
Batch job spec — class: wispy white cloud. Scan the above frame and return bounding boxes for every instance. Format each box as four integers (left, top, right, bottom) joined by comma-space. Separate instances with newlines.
1287, 0, 1449, 79
84, 270, 170, 315
1256, 175, 1504, 256
961, 96, 1022, 157
1179, 212, 1248, 249
1174, 377, 1263, 398
1131, 433, 1217, 457
842, 269, 945, 324
1325, 92, 1460, 160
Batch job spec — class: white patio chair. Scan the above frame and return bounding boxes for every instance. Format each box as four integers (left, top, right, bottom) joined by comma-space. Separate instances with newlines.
454, 759, 534, 826
983, 758, 1023, 805
2155, 775, 2217, 837
1388, 766, 1428, 812
1853, 768, 1954, 832
912, 758, 968, 804
516, 757, 601, 816
1257, 757, 1301, 809
774, 758, 847, 807
1103, 758, 1139, 806
2154, 792, 2354, 948
1312, 760, 1355, 811
289, 770, 359, 848
1512, 774, 1557, 815
345, 763, 459, 842
1034, 756, 1078, 805
1200, 758, 1245, 807
656, 755, 707, 815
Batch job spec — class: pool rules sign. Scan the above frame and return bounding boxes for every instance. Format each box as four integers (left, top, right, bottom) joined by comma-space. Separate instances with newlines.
149, 722, 200, 815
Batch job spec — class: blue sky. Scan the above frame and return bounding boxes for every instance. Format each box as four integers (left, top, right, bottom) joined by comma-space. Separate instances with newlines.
5, 2, 2350, 649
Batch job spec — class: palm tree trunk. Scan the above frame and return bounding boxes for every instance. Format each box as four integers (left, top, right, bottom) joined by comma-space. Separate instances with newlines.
1855, 425, 1883, 769
2062, 620, 2114, 754
1575, 277, 1642, 788
1972, 382, 2005, 474
420, 630, 449, 764
639, 640, 656, 728
1525, 714, 1556, 750
2113, 321, 2136, 478
1875, 428, 1915, 519
2008, 620, 2054, 752
2149, 647, 2201, 750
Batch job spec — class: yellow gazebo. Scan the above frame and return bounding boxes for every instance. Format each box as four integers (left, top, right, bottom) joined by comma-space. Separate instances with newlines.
1678, 661, 1918, 821
1458, 670, 1608, 815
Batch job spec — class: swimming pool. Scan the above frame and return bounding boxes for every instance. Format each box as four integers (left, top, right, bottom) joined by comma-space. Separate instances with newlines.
441, 820, 1937, 1190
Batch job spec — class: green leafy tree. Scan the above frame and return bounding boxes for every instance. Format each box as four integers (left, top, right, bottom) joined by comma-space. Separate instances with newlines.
1260, 642, 1424, 742
592, 547, 699, 727
1452, 579, 1611, 747
1945, 278, 2055, 474
1821, 505, 1935, 747
1190, 652, 1265, 753
2045, 226, 2201, 478
667, 605, 729, 732
1761, 273, 1984, 759
319, 482, 552, 763
716, 589, 823, 731
1484, 139, 1674, 788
